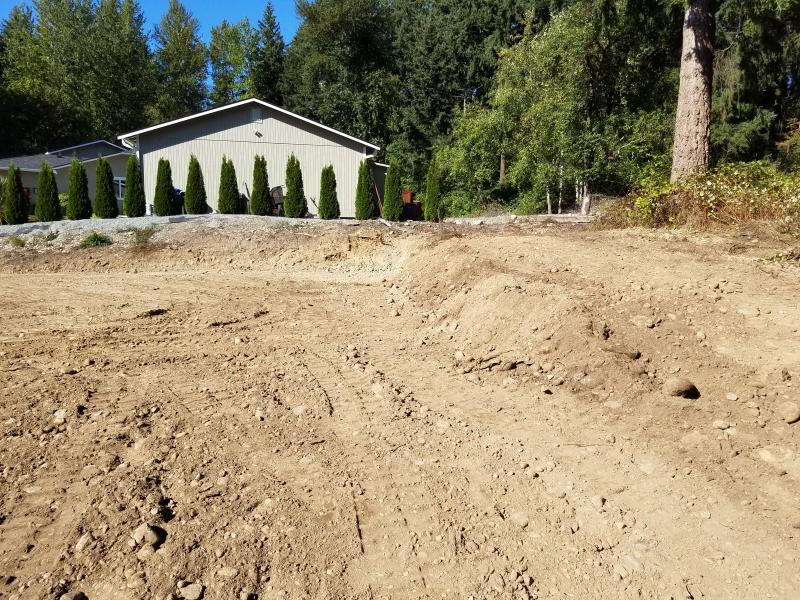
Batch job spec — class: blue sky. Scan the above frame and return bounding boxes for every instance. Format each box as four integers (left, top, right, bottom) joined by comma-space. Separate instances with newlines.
0, 0, 301, 43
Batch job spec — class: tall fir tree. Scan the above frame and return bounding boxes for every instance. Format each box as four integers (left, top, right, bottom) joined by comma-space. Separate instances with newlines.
382, 162, 403, 221
209, 19, 255, 106
317, 165, 340, 219
251, 1, 285, 105
123, 154, 146, 217
94, 156, 118, 219
153, 158, 175, 216
283, 154, 306, 217
217, 156, 240, 214
3, 163, 28, 225
184, 154, 208, 214
66, 158, 91, 220
423, 158, 442, 222
354, 161, 377, 220
250, 155, 272, 215
34, 161, 60, 222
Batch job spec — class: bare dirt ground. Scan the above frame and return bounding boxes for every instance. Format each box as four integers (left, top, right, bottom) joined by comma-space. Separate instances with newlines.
1, 217, 799, 600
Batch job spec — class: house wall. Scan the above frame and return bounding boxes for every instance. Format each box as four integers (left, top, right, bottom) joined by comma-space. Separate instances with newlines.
136, 105, 370, 218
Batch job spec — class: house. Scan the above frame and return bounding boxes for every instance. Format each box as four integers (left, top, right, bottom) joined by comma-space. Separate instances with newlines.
0, 141, 131, 213
118, 98, 386, 218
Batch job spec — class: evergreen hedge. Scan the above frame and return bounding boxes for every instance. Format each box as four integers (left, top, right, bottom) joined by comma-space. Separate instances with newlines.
283, 154, 307, 218
250, 155, 272, 216
217, 156, 240, 214
94, 156, 118, 219
355, 160, 377, 220
423, 158, 442, 222
184, 154, 208, 214
66, 158, 91, 220
318, 165, 340, 220
35, 162, 61, 222
382, 162, 403, 221
3, 163, 28, 225
123, 154, 146, 217
153, 158, 175, 216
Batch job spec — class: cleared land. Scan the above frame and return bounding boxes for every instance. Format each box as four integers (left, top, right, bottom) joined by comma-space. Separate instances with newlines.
0, 218, 799, 600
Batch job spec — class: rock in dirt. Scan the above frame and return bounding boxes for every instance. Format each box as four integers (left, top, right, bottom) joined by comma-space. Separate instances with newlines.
178, 582, 204, 600
132, 523, 166, 547
59, 592, 87, 600
602, 343, 641, 360
509, 512, 529, 529
778, 401, 800, 424
663, 377, 700, 399
712, 420, 730, 430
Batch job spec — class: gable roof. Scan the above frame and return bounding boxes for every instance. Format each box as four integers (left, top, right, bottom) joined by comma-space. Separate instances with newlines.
118, 98, 380, 151
0, 149, 131, 173
46, 140, 128, 156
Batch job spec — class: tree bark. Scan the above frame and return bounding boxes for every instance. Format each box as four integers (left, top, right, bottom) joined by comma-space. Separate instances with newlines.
499, 153, 506, 185
670, 0, 714, 182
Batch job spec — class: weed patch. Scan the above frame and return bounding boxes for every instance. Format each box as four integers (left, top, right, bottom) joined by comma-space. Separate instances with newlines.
9, 235, 25, 248
80, 232, 112, 249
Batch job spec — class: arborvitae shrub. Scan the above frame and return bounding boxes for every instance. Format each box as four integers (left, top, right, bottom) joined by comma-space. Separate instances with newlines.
382, 162, 403, 221
283, 154, 307, 218
153, 158, 175, 216
355, 160, 377, 220
66, 158, 91, 220
217, 156, 240, 214
94, 156, 118, 219
317, 165, 340, 220
35, 162, 61, 222
250, 155, 272, 216
423, 158, 442, 222
184, 155, 208, 214
3, 163, 28, 225
123, 154, 146, 217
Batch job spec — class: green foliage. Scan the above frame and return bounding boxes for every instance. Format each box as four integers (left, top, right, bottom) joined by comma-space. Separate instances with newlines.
184, 154, 208, 214
217, 156, 240, 214
422, 159, 442, 222
250, 155, 271, 216
382, 163, 403, 221
250, 1, 285, 105
66, 159, 91, 220
123, 154, 146, 217
210, 18, 255, 106
153, 158, 176, 216
94, 156, 119, 219
9, 235, 26, 248
355, 161, 377, 220
317, 165, 340, 220
441, 190, 480, 218
35, 161, 60, 222
3, 163, 28, 225
283, 154, 306, 218
80, 232, 112, 248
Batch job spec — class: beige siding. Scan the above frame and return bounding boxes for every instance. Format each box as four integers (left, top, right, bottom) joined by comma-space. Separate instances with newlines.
137, 105, 369, 218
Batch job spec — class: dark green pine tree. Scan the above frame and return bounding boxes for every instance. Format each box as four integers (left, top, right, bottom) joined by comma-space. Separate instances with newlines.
217, 156, 240, 214
317, 164, 339, 219
423, 158, 442, 222
250, 155, 272, 215
93, 156, 118, 219
66, 159, 92, 220
123, 154, 146, 217
184, 154, 208, 214
3, 163, 28, 224
382, 162, 403, 221
153, 158, 175, 216
355, 160, 377, 220
283, 154, 306, 217
34, 161, 61, 222
251, 1, 285, 105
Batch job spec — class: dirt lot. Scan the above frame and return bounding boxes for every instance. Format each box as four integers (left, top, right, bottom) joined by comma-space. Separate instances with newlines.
1, 217, 798, 600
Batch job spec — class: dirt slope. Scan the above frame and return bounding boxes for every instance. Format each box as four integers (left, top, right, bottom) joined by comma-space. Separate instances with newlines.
0, 218, 798, 600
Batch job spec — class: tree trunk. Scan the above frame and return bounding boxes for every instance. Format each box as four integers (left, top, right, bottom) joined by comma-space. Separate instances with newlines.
671, 0, 714, 182
499, 153, 506, 185
546, 188, 552, 215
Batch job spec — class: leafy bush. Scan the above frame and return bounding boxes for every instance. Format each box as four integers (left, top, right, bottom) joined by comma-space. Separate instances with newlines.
35, 162, 61, 222
184, 155, 208, 214
382, 162, 403, 221
513, 190, 548, 215
153, 158, 176, 216
80, 232, 112, 248
3, 163, 29, 225
123, 155, 146, 217
283, 154, 307, 218
317, 165, 340, 220
94, 156, 119, 219
9, 235, 25, 248
217, 156, 240, 214
66, 159, 91, 220
250, 155, 272, 216
442, 190, 480, 217
355, 161, 377, 220
45, 231, 59, 242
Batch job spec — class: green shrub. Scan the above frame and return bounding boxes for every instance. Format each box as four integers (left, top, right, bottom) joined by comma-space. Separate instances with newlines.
382, 163, 403, 221
217, 156, 240, 214
123, 155, 146, 217
66, 159, 91, 220
513, 190, 548, 215
4, 163, 29, 225
184, 155, 208, 214
250, 155, 271, 216
80, 232, 112, 248
355, 161, 377, 220
35, 162, 61, 222
423, 159, 442, 222
442, 190, 480, 217
153, 158, 176, 216
94, 156, 119, 219
45, 231, 59, 242
283, 154, 307, 218
9, 235, 25, 248
317, 165, 340, 220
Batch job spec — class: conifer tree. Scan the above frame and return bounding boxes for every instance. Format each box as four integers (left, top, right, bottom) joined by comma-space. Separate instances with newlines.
153, 158, 175, 216
3, 163, 28, 225
217, 156, 240, 214
34, 161, 60, 222
184, 154, 208, 214
355, 160, 377, 220
123, 154, 146, 217
317, 165, 339, 220
250, 155, 271, 215
283, 154, 306, 217
382, 162, 403, 221
423, 158, 442, 222
251, 1, 285, 105
93, 156, 118, 218
66, 159, 91, 220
